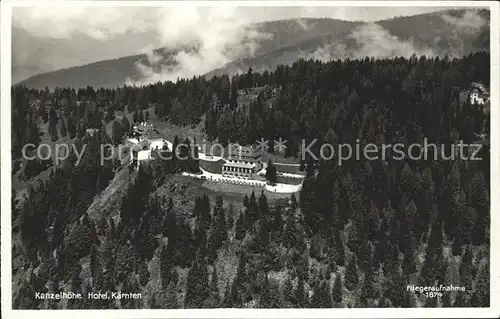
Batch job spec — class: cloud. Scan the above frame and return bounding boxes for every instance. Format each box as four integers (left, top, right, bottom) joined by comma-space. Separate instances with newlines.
305, 23, 436, 63
11, 5, 448, 83
12, 6, 156, 40
349, 23, 436, 59
11, 6, 450, 42
128, 7, 446, 85
441, 10, 487, 33
295, 18, 316, 31
126, 7, 274, 85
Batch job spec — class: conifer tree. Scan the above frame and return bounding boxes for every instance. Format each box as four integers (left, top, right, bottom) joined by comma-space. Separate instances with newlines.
258, 191, 268, 219
335, 233, 345, 267
265, 159, 277, 185
452, 235, 463, 256
206, 265, 220, 308
222, 280, 232, 308
271, 204, 283, 238
377, 296, 390, 308
360, 255, 376, 303
309, 279, 322, 308
184, 258, 209, 308
424, 295, 438, 307
474, 262, 490, 307
249, 190, 257, 211
89, 244, 99, 278
139, 260, 150, 287
133, 109, 139, 123
332, 271, 343, 304
283, 276, 294, 305
385, 264, 406, 308
243, 195, 249, 208
209, 196, 227, 255
260, 274, 273, 308
112, 120, 124, 146
49, 121, 59, 142
235, 211, 246, 240
319, 280, 332, 308
230, 254, 248, 307
402, 250, 417, 279
290, 194, 297, 210
453, 292, 469, 307
420, 249, 437, 287
122, 116, 131, 135
441, 291, 452, 307
160, 244, 173, 290
345, 256, 359, 291
60, 118, 67, 137
459, 245, 474, 292
295, 275, 307, 308
357, 240, 372, 273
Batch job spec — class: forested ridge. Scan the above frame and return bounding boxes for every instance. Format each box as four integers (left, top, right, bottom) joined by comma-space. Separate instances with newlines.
12, 52, 490, 308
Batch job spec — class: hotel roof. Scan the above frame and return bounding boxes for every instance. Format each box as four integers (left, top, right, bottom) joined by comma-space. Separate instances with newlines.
126, 139, 150, 151
138, 127, 163, 140
228, 145, 260, 155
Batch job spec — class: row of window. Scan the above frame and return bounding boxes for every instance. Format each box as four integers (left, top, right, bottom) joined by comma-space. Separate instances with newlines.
227, 159, 258, 165
228, 155, 260, 160
222, 174, 253, 180
223, 166, 254, 174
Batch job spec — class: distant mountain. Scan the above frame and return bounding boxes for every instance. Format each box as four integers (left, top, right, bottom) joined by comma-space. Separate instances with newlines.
207, 9, 490, 77
15, 47, 190, 90
12, 26, 160, 84
17, 9, 490, 89
16, 18, 360, 89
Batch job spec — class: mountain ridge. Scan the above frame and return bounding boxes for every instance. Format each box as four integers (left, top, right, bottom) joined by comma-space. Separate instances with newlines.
16, 9, 490, 89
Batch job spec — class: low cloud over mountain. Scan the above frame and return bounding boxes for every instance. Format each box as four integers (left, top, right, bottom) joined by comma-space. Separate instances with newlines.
13, 8, 489, 89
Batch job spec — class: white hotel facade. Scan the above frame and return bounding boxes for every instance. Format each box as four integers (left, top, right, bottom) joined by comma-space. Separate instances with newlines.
222, 145, 263, 179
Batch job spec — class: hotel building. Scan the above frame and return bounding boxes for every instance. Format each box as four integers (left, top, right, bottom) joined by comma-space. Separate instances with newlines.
222, 145, 263, 179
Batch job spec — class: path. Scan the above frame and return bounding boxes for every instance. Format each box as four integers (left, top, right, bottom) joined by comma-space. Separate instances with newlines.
182, 168, 302, 194
274, 162, 301, 167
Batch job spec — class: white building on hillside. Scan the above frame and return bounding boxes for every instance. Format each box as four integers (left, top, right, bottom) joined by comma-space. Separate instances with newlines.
124, 124, 169, 169
222, 145, 262, 179
149, 138, 165, 151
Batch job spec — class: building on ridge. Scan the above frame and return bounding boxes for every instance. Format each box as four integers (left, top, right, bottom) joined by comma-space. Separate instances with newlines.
125, 122, 168, 169
222, 145, 263, 179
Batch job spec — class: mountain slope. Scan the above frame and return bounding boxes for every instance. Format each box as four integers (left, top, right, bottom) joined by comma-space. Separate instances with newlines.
17, 9, 490, 89
15, 46, 195, 90
207, 9, 490, 77
12, 26, 160, 84
17, 17, 360, 89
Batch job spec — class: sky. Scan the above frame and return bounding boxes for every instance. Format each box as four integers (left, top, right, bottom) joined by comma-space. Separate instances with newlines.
12, 6, 447, 39
11, 5, 450, 83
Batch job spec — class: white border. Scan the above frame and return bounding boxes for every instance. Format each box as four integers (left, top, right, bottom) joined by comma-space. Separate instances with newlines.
1, 1, 499, 318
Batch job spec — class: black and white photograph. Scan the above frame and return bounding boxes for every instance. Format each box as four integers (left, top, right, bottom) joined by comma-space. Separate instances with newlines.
1, 0, 499, 317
